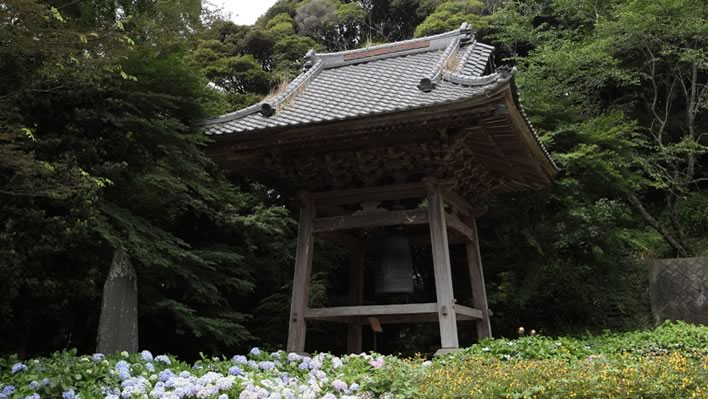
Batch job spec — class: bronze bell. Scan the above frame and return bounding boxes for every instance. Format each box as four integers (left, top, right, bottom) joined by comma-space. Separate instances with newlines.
374, 235, 415, 295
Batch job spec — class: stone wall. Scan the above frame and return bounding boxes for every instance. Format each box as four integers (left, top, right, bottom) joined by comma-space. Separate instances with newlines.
649, 257, 708, 325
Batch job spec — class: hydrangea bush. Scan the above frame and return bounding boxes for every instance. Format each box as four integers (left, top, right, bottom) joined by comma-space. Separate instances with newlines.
0, 349, 392, 399
1, 322, 706, 399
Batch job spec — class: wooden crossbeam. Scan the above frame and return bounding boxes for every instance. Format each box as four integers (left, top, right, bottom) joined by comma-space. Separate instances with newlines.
306, 304, 483, 324
314, 231, 361, 251
309, 179, 456, 206
443, 190, 487, 218
455, 305, 483, 320
304, 303, 438, 320
312, 209, 429, 232
445, 213, 474, 242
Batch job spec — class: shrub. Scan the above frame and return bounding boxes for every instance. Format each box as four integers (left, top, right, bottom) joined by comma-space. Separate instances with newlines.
0, 322, 705, 399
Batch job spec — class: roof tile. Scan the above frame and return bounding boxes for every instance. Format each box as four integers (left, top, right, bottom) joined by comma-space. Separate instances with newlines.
200, 26, 503, 135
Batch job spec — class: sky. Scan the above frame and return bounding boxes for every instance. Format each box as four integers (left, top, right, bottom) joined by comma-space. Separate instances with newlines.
212, 0, 279, 25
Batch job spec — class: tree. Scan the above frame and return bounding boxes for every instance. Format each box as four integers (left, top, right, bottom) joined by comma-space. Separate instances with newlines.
295, 0, 367, 51
415, 0, 487, 37
595, 0, 708, 257
0, 0, 293, 357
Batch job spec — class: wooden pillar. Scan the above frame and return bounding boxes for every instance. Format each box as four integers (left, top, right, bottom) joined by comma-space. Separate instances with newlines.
346, 242, 366, 353
466, 218, 492, 339
425, 180, 459, 349
287, 197, 316, 352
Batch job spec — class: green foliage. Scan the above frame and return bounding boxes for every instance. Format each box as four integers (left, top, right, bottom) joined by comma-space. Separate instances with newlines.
471, 0, 707, 338
0, 0, 293, 358
415, 0, 487, 37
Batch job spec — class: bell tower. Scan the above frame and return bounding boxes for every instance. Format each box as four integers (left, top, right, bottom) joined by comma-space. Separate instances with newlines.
201, 24, 557, 354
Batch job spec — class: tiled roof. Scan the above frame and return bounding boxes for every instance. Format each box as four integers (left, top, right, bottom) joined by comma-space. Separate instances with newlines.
200, 23, 505, 136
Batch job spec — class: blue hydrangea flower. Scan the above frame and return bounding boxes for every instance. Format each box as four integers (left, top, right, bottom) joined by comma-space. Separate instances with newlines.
118, 369, 130, 381
149, 386, 165, 398
350, 383, 360, 391
258, 361, 275, 371
218, 395, 228, 399
309, 359, 322, 370
12, 363, 28, 374
228, 366, 241, 376
41, 379, 49, 386
115, 360, 130, 370
2, 386, 16, 395
91, 353, 105, 362
140, 350, 153, 362
157, 370, 173, 382
249, 347, 261, 356
145, 363, 155, 372
154, 355, 171, 365
62, 389, 78, 399
232, 355, 247, 364
332, 379, 347, 391
216, 376, 235, 391
322, 394, 336, 399
29, 381, 40, 390
24, 394, 40, 399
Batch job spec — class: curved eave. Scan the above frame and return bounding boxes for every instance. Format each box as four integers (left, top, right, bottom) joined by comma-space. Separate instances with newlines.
205, 76, 558, 185
206, 74, 509, 142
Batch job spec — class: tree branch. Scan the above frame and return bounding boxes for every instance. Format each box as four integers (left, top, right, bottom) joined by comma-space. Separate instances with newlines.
628, 193, 689, 257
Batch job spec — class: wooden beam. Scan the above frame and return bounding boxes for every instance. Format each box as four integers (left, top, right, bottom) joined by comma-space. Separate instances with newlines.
466, 218, 492, 339
347, 243, 366, 353
287, 198, 316, 352
443, 190, 487, 218
445, 212, 474, 242
425, 180, 460, 349
312, 209, 429, 232
308, 312, 482, 324
368, 317, 383, 333
314, 231, 361, 251
305, 303, 439, 319
455, 305, 483, 320
311, 182, 426, 205
309, 179, 456, 206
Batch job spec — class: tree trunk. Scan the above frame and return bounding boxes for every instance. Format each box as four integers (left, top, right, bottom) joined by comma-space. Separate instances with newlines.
628, 194, 689, 257
96, 248, 139, 354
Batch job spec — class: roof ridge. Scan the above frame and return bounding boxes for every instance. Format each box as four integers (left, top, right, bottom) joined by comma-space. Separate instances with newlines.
199, 103, 262, 127
200, 60, 325, 125
454, 40, 477, 74
312, 23, 475, 69
264, 59, 324, 115
418, 36, 461, 92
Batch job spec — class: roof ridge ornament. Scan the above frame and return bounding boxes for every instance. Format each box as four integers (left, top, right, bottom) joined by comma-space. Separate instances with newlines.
459, 22, 474, 41
495, 64, 515, 78
303, 49, 317, 70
